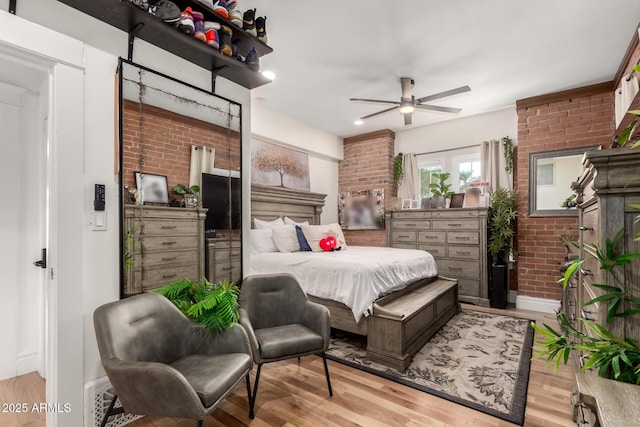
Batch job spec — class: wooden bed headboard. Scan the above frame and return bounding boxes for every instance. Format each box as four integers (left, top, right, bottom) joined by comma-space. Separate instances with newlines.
251, 184, 327, 226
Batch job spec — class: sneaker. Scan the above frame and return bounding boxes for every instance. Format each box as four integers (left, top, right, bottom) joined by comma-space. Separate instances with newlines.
256, 16, 267, 44
229, 9, 242, 27
219, 25, 233, 56
129, 0, 149, 11
193, 0, 214, 10
177, 7, 195, 34
226, 0, 237, 11
192, 10, 206, 42
213, 0, 229, 19
245, 46, 259, 72
205, 28, 219, 49
149, 0, 181, 24
242, 8, 257, 36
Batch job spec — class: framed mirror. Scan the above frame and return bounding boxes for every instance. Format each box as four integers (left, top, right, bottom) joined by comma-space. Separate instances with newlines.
118, 59, 242, 297
528, 145, 599, 217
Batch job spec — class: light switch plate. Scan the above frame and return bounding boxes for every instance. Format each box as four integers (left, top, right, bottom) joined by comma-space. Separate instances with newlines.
92, 212, 107, 231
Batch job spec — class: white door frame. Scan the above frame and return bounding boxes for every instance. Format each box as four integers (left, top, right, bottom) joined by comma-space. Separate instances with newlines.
0, 11, 85, 427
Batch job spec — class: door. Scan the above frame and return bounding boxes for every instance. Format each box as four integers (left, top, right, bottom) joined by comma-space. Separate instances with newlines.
0, 70, 48, 381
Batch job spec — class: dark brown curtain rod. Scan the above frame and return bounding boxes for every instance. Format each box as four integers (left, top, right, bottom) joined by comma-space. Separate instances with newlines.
414, 143, 480, 156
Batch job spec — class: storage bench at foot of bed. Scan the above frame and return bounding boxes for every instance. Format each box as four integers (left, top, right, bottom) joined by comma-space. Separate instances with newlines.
366, 276, 459, 371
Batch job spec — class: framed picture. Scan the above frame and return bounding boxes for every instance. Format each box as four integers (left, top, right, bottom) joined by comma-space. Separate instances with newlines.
450, 193, 465, 208
410, 199, 421, 209
135, 172, 169, 205
421, 197, 431, 209
402, 199, 412, 210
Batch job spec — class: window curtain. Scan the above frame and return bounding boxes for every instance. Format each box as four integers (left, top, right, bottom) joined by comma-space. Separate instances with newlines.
398, 153, 419, 200
480, 139, 511, 192
189, 145, 215, 188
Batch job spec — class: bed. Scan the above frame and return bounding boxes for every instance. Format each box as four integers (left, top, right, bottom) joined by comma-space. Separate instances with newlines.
250, 184, 460, 370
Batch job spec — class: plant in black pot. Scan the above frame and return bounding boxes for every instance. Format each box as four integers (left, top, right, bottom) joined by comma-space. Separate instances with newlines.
487, 187, 518, 308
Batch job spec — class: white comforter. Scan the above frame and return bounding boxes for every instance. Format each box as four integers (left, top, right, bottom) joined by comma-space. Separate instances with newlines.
249, 246, 437, 322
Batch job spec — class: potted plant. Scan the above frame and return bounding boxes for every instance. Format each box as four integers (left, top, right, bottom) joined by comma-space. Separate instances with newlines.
155, 278, 239, 333
391, 153, 404, 210
173, 183, 200, 208
429, 172, 454, 208
487, 187, 518, 308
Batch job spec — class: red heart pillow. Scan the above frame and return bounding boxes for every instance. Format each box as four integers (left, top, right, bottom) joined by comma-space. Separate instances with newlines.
319, 236, 337, 251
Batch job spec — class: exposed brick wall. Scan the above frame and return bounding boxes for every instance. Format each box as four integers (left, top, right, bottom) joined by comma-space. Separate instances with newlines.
339, 130, 395, 247
122, 100, 240, 195
515, 91, 615, 299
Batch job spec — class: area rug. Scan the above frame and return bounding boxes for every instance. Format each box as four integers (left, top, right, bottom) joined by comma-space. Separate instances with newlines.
326, 309, 534, 425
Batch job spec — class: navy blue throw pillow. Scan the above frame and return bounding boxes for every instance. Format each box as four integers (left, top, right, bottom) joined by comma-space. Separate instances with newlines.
295, 225, 312, 251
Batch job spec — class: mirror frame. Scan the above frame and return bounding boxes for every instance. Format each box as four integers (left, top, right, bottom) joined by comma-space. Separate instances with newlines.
528, 145, 600, 217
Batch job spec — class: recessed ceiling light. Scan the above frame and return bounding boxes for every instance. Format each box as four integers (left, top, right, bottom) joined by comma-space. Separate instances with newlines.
261, 70, 276, 80
354, 119, 364, 126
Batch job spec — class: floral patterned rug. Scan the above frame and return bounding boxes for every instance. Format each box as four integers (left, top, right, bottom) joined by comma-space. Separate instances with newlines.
326, 309, 534, 425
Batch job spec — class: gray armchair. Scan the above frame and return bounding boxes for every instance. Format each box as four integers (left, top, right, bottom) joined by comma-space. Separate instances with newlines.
239, 273, 332, 414
93, 292, 253, 427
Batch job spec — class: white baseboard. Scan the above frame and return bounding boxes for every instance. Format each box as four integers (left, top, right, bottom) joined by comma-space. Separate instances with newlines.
84, 376, 142, 427
16, 352, 38, 376
516, 295, 560, 313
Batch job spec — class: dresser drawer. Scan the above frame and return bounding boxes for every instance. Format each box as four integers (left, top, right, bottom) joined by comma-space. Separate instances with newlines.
448, 246, 480, 260
208, 239, 241, 249
432, 219, 479, 230
447, 232, 479, 245
131, 219, 198, 236
135, 264, 200, 290
437, 260, 480, 279
392, 211, 432, 219
418, 244, 445, 258
418, 231, 446, 244
131, 250, 197, 269
432, 210, 480, 219
457, 278, 480, 297
392, 220, 430, 229
136, 235, 199, 252
391, 243, 418, 250
214, 248, 242, 262
391, 231, 417, 243
581, 207, 599, 247
213, 261, 242, 282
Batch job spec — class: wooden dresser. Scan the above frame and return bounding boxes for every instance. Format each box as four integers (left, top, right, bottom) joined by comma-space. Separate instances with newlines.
569, 148, 640, 426
386, 208, 489, 306
205, 236, 242, 284
123, 205, 207, 295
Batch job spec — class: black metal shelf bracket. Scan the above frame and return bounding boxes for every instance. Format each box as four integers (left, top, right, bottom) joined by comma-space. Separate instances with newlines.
9, 0, 16, 14
211, 65, 229, 94
127, 22, 145, 61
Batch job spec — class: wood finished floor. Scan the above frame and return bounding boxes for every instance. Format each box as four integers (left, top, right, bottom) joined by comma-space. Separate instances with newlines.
0, 372, 46, 427
0, 305, 575, 427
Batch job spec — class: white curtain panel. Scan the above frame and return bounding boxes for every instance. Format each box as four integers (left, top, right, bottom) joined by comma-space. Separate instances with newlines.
480, 139, 511, 192
398, 153, 419, 199
189, 145, 216, 188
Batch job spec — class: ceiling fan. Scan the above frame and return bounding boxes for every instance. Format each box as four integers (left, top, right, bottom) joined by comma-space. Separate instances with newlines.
350, 78, 471, 126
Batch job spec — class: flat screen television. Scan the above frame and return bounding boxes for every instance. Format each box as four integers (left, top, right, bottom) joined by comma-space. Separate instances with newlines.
201, 171, 241, 232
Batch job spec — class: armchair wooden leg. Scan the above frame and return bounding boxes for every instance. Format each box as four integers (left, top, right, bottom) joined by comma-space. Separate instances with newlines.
322, 353, 333, 397
196, 420, 203, 427
100, 393, 125, 427
246, 373, 254, 419
251, 364, 263, 416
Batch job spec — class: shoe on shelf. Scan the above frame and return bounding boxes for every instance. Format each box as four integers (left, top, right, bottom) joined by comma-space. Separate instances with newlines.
256, 16, 267, 44
229, 9, 242, 27
219, 25, 233, 56
129, 0, 149, 11
149, 0, 181, 24
205, 28, 220, 49
226, 0, 237, 11
213, 0, 229, 19
192, 10, 206, 42
177, 7, 195, 34
242, 8, 257, 36
245, 46, 259, 72
193, 0, 214, 10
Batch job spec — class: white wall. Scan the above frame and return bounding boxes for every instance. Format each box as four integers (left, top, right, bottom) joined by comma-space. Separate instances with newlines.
251, 103, 343, 223
395, 107, 518, 154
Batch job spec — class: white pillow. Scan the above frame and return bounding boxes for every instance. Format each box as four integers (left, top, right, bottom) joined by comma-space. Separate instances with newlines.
250, 228, 278, 253
283, 216, 310, 226
271, 225, 301, 253
301, 223, 348, 252
254, 217, 284, 229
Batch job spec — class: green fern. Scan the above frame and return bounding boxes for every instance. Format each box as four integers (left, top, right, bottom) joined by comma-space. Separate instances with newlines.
155, 278, 239, 333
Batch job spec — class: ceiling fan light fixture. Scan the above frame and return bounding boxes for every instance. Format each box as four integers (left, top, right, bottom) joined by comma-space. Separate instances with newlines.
399, 104, 414, 114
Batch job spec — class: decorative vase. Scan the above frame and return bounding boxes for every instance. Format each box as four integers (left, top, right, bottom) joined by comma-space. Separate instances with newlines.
184, 194, 199, 208
391, 197, 403, 210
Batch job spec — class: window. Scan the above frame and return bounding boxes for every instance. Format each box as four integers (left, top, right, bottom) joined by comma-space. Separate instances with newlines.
418, 162, 443, 198
456, 159, 481, 192
416, 146, 481, 197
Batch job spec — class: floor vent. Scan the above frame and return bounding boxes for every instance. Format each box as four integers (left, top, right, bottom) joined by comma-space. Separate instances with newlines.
84, 377, 142, 427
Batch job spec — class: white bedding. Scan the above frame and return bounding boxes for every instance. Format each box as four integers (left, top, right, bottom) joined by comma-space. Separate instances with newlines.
249, 246, 437, 322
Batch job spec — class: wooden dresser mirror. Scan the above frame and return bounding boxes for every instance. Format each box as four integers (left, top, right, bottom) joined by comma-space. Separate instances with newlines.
118, 59, 242, 297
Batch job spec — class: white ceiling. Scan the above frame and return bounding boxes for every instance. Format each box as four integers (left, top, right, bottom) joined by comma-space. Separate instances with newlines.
243, 0, 640, 138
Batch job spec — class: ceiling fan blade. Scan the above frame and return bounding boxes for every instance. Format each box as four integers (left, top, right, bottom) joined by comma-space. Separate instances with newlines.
400, 77, 413, 100
415, 104, 462, 114
416, 85, 471, 103
350, 98, 400, 106
361, 106, 399, 120
404, 113, 412, 126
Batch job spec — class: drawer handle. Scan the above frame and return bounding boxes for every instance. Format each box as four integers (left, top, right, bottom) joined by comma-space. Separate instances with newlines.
579, 226, 594, 231
580, 268, 593, 276
161, 225, 177, 229
162, 257, 177, 261
423, 236, 438, 239
162, 273, 177, 279
162, 241, 178, 245
581, 309, 596, 321
221, 266, 232, 271
455, 236, 471, 240
448, 266, 463, 271
398, 235, 411, 238
448, 223, 462, 227
405, 223, 417, 227
231, 252, 240, 257
455, 251, 471, 255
